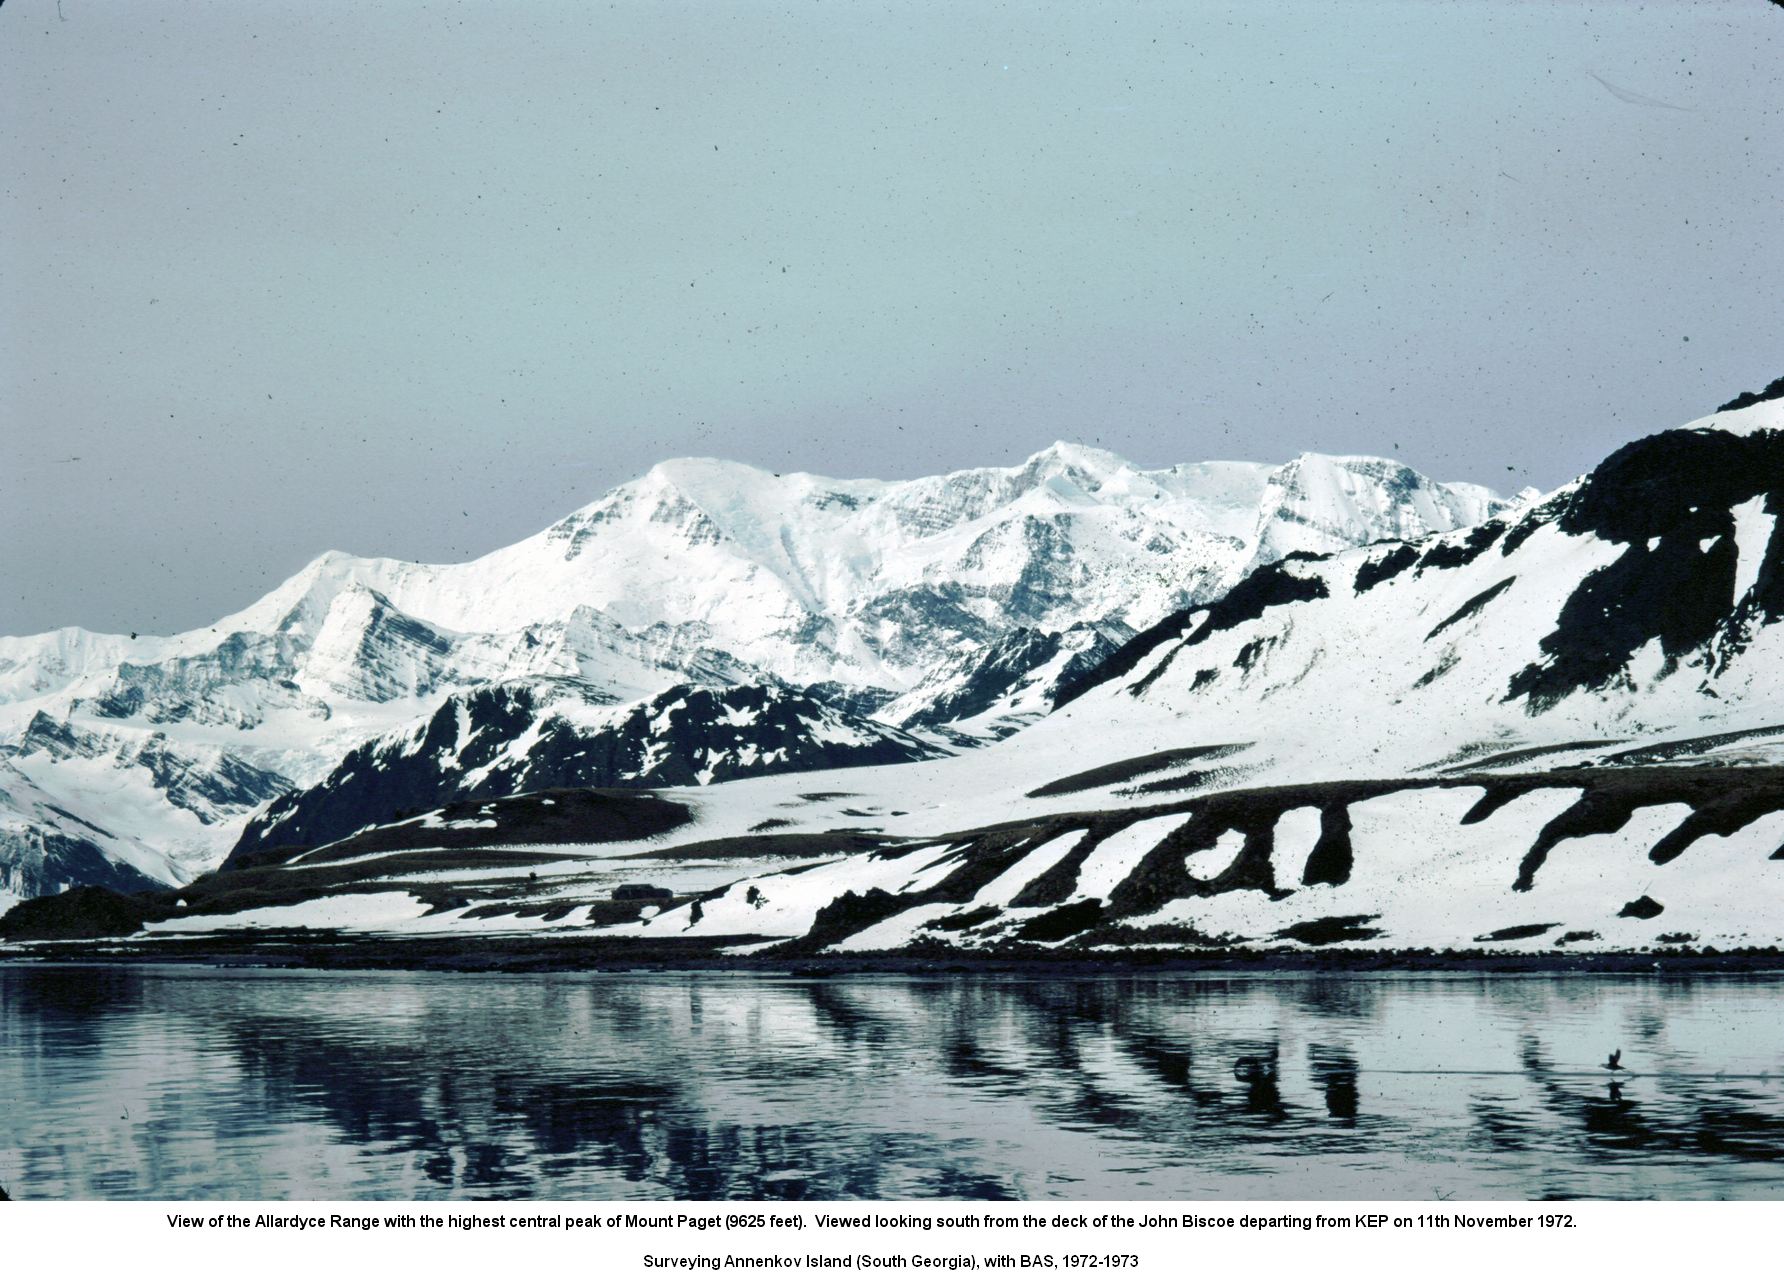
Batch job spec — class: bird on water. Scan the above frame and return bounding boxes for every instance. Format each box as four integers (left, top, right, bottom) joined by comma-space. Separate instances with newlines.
1602, 1049, 1625, 1072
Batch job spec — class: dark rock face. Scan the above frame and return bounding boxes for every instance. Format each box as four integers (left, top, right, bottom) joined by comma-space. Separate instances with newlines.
337, 596, 455, 702
1026, 744, 1251, 800
1416, 520, 1506, 571
229, 682, 543, 859
1508, 427, 1784, 710
1276, 914, 1383, 946
1105, 801, 1294, 918
1065, 420, 1784, 724
798, 681, 899, 720
785, 888, 907, 952
1013, 898, 1104, 941
1557, 428, 1783, 546
1052, 608, 1192, 710
1717, 374, 1784, 414
89, 631, 315, 728
1000, 515, 1093, 620
899, 629, 1063, 730
893, 624, 1125, 731
231, 787, 694, 870
850, 585, 996, 665
0, 886, 172, 941
1300, 805, 1355, 887
1427, 578, 1517, 641
230, 681, 939, 860
1354, 545, 1418, 594
1475, 922, 1559, 943
134, 738, 293, 823
1055, 560, 1329, 709
1183, 561, 1330, 648
11, 713, 291, 825
13, 712, 86, 758
795, 761, 1784, 953
1509, 765, 1784, 891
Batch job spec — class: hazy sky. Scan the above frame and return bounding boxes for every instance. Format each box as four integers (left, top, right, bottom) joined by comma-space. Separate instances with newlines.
3, 0, 1780, 636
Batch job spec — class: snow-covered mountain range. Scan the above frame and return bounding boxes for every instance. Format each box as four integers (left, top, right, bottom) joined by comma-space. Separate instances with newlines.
633, 388, 1784, 955
12, 386, 1779, 956
0, 442, 1516, 910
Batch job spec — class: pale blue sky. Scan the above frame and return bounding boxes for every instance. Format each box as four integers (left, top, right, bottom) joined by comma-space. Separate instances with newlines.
3, 1, 1780, 635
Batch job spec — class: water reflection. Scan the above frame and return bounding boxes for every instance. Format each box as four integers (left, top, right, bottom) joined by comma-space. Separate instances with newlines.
2, 966, 1782, 1200
1308, 1045, 1360, 1123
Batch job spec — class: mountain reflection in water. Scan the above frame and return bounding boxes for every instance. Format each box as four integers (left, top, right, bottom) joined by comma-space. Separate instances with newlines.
2, 966, 1781, 1200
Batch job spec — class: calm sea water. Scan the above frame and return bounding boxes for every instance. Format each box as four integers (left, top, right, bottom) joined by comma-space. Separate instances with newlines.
1, 964, 1781, 1201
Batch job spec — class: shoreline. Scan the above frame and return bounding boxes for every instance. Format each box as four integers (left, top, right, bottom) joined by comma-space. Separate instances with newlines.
4, 933, 1784, 977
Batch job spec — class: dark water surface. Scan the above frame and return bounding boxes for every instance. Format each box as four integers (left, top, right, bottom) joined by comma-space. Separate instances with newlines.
2, 964, 1782, 1200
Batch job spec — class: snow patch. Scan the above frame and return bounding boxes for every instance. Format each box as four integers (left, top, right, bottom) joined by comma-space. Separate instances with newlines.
1072, 814, 1194, 900
145, 890, 430, 934
1730, 493, 1775, 602
970, 831, 1088, 908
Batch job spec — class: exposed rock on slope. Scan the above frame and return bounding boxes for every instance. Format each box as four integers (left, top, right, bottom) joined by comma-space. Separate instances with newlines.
28, 391, 1780, 954
1, 443, 1505, 906
230, 681, 940, 863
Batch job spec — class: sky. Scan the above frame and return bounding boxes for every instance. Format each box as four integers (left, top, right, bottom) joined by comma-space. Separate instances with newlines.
2, 0, 1780, 637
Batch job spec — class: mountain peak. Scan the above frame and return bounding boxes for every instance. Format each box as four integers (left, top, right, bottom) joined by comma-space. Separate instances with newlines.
1715, 373, 1784, 416
0, 434, 1520, 907
1703, 389, 1784, 438
643, 454, 778, 487
1022, 440, 1129, 471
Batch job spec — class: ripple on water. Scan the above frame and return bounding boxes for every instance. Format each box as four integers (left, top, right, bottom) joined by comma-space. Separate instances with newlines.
1, 966, 1782, 1199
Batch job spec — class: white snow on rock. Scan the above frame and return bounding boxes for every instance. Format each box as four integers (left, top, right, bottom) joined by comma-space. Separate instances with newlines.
0, 442, 1511, 909
14, 389, 1784, 947
1272, 807, 1325, 884
144, 890, 431, 934
1072, 814, 1194, 900
970, 832, 1087, 908
1730, 493, 1775, 603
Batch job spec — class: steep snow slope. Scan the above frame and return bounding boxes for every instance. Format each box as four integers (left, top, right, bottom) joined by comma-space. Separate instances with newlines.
876, 622, 1131, 738
0, 757, 171, 899
0, 443, 1509, 908
1061, 395, 1784, 767
1247, 453, 1509, 569
221, 443, 1515, 692
43, 393, 1784, 954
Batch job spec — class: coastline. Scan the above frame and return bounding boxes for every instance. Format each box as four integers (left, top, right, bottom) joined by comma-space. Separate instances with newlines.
4, 933, 1783, 977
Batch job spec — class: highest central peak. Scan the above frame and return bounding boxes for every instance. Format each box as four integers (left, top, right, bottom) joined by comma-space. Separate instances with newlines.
635, 443, 1135, 497
1027, 442, 1120, 470
632, 455, 891, 513
644, 454, 784, 487
1018, 440, 1131, 477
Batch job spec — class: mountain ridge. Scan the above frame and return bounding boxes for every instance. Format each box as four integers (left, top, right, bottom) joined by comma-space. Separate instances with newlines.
13, 391, 1779, 954
0, 441, 1517, 908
